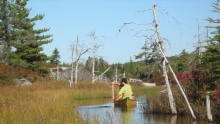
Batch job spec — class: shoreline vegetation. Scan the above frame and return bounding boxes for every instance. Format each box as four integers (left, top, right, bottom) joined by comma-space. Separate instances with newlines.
0, 80, 163, 123
0, 80, 218, 123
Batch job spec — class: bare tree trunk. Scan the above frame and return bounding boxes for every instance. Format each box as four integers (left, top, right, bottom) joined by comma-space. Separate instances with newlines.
89, 32, 103, 83
197, 20, 202, 63
74, 36, 90, 84
159, 45, 196, 119
206, 92, 213, 122
92, 53, 95, 83
75, 37, 79, 84
75, 63, 78, 84
152, 4, 177, 114
70, 42, 74, 86
91, 32, 97, 83
153, 5, 196, 119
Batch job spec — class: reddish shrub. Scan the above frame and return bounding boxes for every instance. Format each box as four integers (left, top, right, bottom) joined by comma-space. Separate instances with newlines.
149, 73, 165, 85
170, 71, 193, 85
214, 86, 220, 104
212, 86, 220, 117
0, 64, 38, 85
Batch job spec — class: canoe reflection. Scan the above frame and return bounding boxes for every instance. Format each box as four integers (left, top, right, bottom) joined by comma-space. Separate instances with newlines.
113, 106, 136, 124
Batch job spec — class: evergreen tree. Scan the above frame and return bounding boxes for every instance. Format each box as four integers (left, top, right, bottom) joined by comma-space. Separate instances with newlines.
50, 48, 60, 65
135, 40, 161, 79
85, 56, 92, 72
2, 0, 52, 72
135, 41, 161, 65
99, 57, 108, 72
128, 57, 135, 76
198, 1, 220, 90
176, 49, 190, 72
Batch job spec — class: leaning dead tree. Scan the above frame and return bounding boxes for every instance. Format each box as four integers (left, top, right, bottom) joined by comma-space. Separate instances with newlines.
152, 4, 177, 114
93, 67, 111, 82
119, 4, 196, 119
153, 4, 196, 119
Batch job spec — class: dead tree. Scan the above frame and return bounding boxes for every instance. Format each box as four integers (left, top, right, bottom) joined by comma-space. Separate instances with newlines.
118, 4, 196, 118
70, 42, 74, 86
93, 67, 111, 82
196, 19, 202, 64
74, 36, 90, 84
89, 31, 103, 83
152, 4, 177, 114
153, 5, 196, 119
70, 36, 90, 85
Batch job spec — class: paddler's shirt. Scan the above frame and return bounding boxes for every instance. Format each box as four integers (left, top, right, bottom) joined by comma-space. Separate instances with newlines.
118, 84, 132, 99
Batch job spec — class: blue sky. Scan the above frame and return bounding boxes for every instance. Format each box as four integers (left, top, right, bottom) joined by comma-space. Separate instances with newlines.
27, 0, 218, 64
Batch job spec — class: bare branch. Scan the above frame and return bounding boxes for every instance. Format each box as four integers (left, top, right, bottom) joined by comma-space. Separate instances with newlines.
132, 28, 155, 37
205, 25, 220, 28
76, 48, 90, 62
156, 5, 181, 25
118, 22, 154, 33
136, 9, 152, 13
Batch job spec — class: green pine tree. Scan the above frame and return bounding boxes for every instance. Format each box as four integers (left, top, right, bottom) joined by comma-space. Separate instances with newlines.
5, 0, 52, 73
198, 1, 220, 90
50, 48, 60, 65
176, 49, 190, 72
99, 57, 108, 72
85, 56, 92, 72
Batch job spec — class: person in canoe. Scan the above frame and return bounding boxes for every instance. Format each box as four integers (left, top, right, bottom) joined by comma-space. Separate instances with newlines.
111, 78, 135, 101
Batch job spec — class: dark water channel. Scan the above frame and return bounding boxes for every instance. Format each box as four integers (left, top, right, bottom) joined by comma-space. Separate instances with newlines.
77, 96, 213, 124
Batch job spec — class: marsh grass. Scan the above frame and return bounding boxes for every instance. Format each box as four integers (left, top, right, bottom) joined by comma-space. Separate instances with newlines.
131, 83, 166, 97
0, 81, 113, 123
0, 80, 164, 123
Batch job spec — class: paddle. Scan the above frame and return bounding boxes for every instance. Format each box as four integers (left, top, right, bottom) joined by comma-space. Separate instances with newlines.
112, 68, 118, 107
111, 80, 115, 124
112, 82, 114, 107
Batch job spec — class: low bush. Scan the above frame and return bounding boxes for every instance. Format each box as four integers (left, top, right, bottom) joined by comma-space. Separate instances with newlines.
0, 64, 39, 85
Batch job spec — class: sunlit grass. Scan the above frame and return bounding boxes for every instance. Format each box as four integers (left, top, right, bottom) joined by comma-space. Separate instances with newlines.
131, 83, 166, 97
0, 80, 164, 123
0, 81, 83, 123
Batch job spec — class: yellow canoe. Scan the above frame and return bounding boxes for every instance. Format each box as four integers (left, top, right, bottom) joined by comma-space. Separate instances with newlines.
114, 97, 137, 107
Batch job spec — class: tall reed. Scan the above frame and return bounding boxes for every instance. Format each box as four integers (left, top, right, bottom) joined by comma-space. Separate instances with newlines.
0, 81, 113, 123
0, 80, 163, 123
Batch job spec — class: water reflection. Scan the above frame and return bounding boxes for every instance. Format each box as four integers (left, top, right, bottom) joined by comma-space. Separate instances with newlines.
77, 96, 212, 124
112, 106, 135, 124
77, 96, 142, 123
78, 103, 113, 123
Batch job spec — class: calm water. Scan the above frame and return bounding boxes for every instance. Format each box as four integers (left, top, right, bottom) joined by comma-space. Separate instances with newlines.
77, 96, 216, 124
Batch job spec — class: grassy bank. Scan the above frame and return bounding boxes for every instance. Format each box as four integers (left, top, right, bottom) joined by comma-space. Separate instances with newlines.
0, 81, 161, 123
131, 83, 166, 97
0, 81, 82, 123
